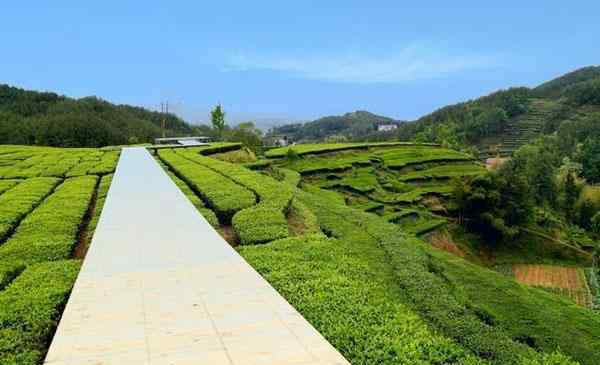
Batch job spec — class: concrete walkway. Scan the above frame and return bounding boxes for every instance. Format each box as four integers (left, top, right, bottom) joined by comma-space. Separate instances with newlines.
45, 148, 349, 365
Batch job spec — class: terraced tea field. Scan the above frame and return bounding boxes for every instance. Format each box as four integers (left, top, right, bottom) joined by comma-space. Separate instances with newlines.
264, 143, 485, 236
479, 98, 561, 159
155, 142, 600, 364
0, 145, 118, 364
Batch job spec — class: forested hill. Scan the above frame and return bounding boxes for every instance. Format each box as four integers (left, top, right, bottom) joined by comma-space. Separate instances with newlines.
389, 66, 600, 154
0, 84, 193, 147
267, 110, 404, 142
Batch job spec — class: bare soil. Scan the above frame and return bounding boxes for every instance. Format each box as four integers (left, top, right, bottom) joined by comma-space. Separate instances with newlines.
513, 264, 593, 306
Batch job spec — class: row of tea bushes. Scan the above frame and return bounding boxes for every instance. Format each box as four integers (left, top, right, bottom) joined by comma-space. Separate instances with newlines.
157, 162, 219, 228
0, 146, 120, 364
0, 147, 119, 179
0, 177, 60, 241
0, 179, 20, 195
373, 146, 472, 169
265, 142, 435, 158
158, 149, 255, 219
295, 185, 594, 365
0, 176, 97, 265
176, 150, 293, 244
0, 260, 80, 365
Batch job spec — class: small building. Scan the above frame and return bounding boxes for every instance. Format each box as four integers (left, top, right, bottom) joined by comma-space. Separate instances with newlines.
377, 124, 398, 132
264, 135, 289, 147
154, 136, 211, 146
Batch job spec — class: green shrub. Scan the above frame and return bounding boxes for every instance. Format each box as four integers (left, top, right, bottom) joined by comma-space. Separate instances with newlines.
82, 174, 113, 247
0, 176, 97, 264
0, 177, 60, 240
0, 260, 80, 365
158, 149, 255, 219
176, 150, 294, 244
233, 206, 289, 244
0, 179, 20, 195
239, 234, 491, 365
157, 161, 220, 228
265, 142, 432, 158
374, 146, 473, 169
296, 186, 594, 364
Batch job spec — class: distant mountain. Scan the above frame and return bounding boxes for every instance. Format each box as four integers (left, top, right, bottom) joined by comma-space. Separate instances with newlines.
0, 84, 194, 147
268, 110, 404, 142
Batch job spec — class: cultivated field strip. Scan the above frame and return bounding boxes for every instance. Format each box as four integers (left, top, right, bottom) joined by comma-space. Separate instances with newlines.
158, 149, 256, 218
0, 179, 21, 195
265, 142, 438, 158
156, 160, 220, 228
0, 145, 119, 365
0, 177, 60, 241
175, 149, 295, 244
0, 176, 97, 264
513, 264, 593, 306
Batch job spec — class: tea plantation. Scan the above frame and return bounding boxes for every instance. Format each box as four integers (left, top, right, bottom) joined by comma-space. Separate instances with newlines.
0, 145, 118, 364
154, 143, 599, 365
1, 143, 598, 364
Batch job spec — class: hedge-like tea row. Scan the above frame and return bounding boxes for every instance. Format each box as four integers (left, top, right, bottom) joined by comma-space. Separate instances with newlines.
0, 179, 20, 196
397, 163, 486, 182
232, 206, 289, 244
177, 150, 293, 244
82, 174, 113, 248
0, 177, 60, 241
265, 142, 438, 158
0, 176, 97, 265
373, 146, 473, 169
296, 185, 595, 365
0, 146, 119, 178
87, 151, 121, 175
158, 163, 219, 228
239, 233, 492, 365
283, 152, 373, 175
0, 261, 25, 291
0, 260, 80, 365
158, 149, 255, 219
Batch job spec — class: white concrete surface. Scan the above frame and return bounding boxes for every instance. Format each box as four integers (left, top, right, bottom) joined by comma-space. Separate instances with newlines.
45, 147, 349, 365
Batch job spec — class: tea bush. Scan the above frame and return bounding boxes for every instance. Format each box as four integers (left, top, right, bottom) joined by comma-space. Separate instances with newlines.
0, 176, 97, 264
158, 149, 255, 219
0, 260, 80, 365
0, 177, 60, 240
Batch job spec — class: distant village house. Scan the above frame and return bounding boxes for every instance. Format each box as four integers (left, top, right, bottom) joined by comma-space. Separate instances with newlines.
377, 124, 398, 132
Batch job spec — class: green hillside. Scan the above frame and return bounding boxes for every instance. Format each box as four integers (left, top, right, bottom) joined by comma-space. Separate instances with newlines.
267, 110, 404, 142
534, 66, 600, 99
151, 142, 599, 365
0, 84, 193, 147
392, 66, 600, 162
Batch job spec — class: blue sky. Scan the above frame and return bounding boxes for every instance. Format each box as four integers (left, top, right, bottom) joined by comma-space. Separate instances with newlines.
1, 1, 599, 127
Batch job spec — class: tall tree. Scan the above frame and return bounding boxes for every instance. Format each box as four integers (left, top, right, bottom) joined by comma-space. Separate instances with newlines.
211, 104, 226, 139
563, 172, 579, 221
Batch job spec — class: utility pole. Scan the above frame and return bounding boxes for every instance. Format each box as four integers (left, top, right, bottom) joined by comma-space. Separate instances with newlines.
160, 101, 169, 138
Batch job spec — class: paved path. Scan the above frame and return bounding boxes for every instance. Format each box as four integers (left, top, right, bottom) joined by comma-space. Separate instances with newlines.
45, 148, 349, 365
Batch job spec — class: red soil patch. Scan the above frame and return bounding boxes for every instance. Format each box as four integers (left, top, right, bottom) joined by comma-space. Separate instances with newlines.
513, 264, 592, 306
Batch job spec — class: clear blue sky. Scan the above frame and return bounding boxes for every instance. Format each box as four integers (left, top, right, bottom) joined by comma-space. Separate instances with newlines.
2, 1, 599, 127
